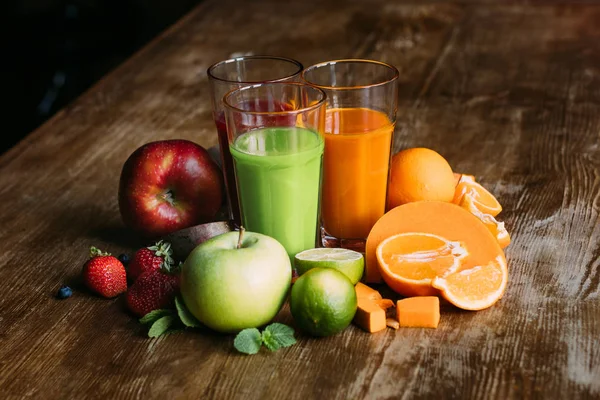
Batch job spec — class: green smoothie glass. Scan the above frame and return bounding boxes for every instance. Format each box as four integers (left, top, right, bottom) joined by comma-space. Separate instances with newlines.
223, 83, 326, 260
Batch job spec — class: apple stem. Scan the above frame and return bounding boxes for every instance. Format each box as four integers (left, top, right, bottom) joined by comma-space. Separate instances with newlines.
160, 190, 175, 206
237, 226, 245, 249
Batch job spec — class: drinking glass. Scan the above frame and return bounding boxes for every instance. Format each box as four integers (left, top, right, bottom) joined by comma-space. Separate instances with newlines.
223, 82, 326, 260
207, 56, 303, 225
301, 59, 399, 251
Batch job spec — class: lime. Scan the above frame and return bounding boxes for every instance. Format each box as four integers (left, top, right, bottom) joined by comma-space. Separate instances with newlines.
294, 248, 364, 285
290, 268, 357, 337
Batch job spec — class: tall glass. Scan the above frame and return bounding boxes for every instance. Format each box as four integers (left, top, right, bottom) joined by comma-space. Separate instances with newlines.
223, 83, 326, 260
301, 59, 399, 251
207, 56, 303, 225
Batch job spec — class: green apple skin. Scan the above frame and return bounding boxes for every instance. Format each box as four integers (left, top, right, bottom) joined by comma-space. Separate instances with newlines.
180, 231, 291, 333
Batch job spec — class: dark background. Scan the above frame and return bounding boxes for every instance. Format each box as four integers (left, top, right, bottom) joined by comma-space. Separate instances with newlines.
3, 0, 203, 154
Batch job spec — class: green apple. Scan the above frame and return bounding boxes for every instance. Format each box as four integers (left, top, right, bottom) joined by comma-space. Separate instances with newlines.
180, 229, 291, 333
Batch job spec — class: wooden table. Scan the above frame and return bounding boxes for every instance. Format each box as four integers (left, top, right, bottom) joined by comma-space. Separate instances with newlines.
1, 0, 599, 398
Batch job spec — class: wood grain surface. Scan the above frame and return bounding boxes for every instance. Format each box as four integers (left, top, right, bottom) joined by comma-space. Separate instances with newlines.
1, 0, 599, 398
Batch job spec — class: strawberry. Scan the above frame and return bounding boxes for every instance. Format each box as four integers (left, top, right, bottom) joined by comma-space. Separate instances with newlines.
82, 247, 127, 298
126, 262, 180, 317
127, 240, 174, 283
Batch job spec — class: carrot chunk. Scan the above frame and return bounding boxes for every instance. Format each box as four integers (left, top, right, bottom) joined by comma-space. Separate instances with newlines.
396, 296, 440, 328
375, 298, 395, 310
354, 298, 386, 333
355, 282, 382, 301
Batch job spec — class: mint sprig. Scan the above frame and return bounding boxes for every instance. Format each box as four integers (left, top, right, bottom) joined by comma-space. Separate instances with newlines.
175, 296, 201, 328
261, 323, 296, 351
148, 315, 177, 338
234, 323, 296, 354
139, 296, 202, 337
139, 309, 173, 325
234, 328, 262, 355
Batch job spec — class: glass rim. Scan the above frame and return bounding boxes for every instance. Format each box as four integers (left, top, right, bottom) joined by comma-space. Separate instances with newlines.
300, 59, 399, 91
222, 82, 327, 116
207, 55, 304, 84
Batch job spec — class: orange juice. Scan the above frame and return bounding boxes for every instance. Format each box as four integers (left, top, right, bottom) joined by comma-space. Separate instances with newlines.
321, 107, 394, 240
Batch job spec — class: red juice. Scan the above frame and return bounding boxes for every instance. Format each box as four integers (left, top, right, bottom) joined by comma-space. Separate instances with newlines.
214, 112, 241, 224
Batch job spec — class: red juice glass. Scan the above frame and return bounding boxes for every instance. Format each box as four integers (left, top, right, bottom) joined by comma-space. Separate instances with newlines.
207, 56, 303, 225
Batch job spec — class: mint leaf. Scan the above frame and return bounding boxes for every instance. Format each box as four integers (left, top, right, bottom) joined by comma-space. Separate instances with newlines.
234, 328, 262, 354
175, 296, 201, 328
164, 327, 185, 335
261, 329, 281, 351
148, 315, 176, 338
140, 309, 174, 325
262, 323, 296, 351
232, 323, 296, 354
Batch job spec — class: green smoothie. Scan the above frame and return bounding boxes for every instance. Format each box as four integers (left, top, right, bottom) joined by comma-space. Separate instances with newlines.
230, 127, 324, 259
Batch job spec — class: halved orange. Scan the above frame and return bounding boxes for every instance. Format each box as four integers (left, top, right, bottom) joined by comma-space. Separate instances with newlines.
452, 179, 502, 217
376, 232, 468, 297
459, 194, 510, 248
432, 255, 508, 310
366, 201, 507, 284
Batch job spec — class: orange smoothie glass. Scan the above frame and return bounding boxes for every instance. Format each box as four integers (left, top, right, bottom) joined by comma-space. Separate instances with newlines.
301, 59, 399, 251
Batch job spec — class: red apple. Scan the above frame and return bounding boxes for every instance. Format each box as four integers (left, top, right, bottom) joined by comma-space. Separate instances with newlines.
119, 140, 223, 237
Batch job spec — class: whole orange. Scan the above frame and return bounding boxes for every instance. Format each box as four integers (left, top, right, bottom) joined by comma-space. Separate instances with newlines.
387, 148, 455, 208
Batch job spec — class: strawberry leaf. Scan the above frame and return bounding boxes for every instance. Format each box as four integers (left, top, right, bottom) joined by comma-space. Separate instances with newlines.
149, 240, 175, 272
148, 315, 177, 338
175, 296, 201, 328
89, 246, 110, 257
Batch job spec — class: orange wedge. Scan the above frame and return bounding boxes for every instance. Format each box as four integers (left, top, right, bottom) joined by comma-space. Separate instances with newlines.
453, 180, 502, 217
376, 232, 468, 297
453, 172, 476, 186
459, 194, 511, 248
432, 256, 508, 310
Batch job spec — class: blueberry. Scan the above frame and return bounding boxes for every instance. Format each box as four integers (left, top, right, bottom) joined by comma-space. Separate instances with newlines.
118, 253, 130, 265
56, 285, 73, 299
